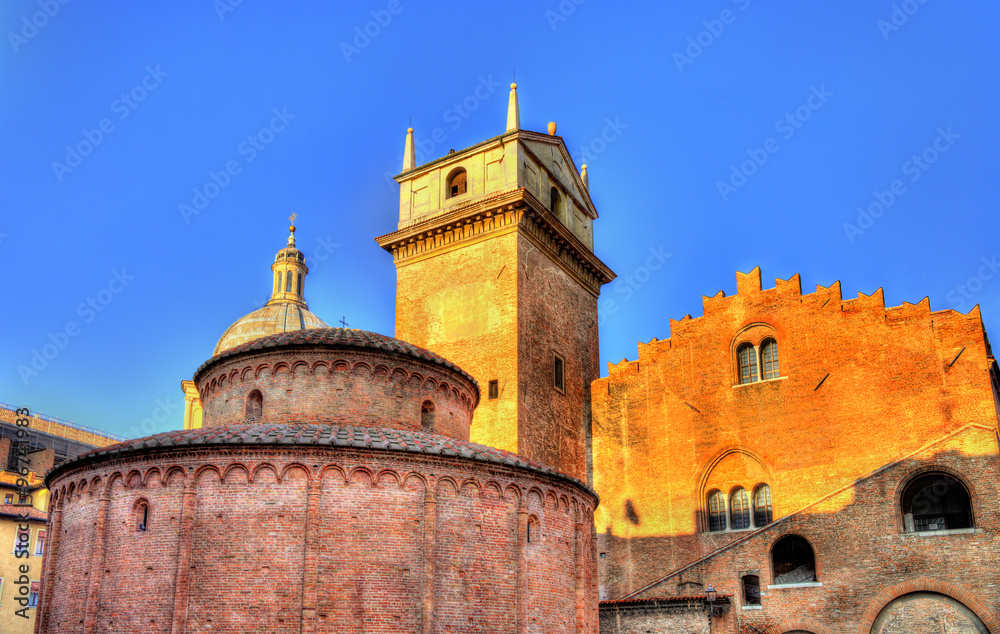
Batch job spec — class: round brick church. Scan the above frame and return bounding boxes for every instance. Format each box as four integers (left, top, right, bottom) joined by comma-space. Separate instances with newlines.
36, 227, 599, 633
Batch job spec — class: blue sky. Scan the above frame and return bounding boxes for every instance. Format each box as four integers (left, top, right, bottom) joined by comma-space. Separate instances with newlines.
1, 0, 997, 439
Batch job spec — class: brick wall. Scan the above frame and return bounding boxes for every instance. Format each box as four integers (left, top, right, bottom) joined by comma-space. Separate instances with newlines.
592, 268, 999, 600
517, 231, 599, 483
599, 604, 712, 634
598, 427, 1000, 633
39, 444, 599, 633
196, 347, 477, 439
394, 229, 522, 456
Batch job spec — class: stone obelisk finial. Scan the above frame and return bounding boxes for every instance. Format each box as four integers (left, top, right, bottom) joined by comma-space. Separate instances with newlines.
403, 126, 416, 171
506, 83, 520, 132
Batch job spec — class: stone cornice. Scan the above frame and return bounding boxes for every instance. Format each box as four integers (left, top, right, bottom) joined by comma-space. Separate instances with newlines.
375, 188, 615, 296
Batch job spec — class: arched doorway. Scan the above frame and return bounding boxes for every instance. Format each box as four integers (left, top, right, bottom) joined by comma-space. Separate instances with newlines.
871, 592, 989, 634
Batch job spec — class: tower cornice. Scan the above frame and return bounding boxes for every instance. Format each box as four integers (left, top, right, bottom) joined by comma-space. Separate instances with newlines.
375, 187, 615, 296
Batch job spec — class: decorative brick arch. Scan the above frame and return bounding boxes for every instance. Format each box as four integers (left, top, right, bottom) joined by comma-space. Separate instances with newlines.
695, 445, 774, 531
858, 578, 1000, 633
763, 621, 833, 634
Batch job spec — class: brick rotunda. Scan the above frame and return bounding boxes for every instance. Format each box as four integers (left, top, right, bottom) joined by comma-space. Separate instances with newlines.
37, 327, 598, 633
35, 223, 600, 633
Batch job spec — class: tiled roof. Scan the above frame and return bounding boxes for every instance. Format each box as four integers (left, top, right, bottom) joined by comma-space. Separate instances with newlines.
0, 503, 47, 521
46, 424, 591, 494
600, 593, 733, 606
196, 328, 477, 388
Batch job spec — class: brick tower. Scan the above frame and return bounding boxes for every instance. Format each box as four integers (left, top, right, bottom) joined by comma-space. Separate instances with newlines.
376, 84, 615, 481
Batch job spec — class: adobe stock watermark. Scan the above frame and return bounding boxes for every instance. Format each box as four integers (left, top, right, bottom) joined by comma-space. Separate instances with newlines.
340, 0, 403, 63
213, 0, 243, 22
716, 84, 833, 202
598, 246, 671, 324
878, 0, 928, 42
843, 126, 959, 244
673, 0, 751, 73
946, 256, 998, 312
51, 65, 169, 182
7, 0, 71, 53
545, 0, 585, 31
18, 268, 137, 385
383, 74, 502, 190
179, 107, 296, 223
572, 117, 628, 167
125, 397, 181, 438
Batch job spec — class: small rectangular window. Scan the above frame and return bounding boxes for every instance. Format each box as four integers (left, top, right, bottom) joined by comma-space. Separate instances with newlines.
12, 525, 30, 556
488, 380, 499, 400
29, 581, 39, 607
34, 530, 46, 556
742, 575, 761, 605
553, 353, 565, 393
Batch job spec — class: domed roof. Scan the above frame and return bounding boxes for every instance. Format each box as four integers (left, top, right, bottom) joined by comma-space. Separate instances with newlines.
213, 304, 329, 356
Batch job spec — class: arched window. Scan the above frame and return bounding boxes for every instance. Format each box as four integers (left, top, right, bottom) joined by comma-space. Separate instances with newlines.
136, 501, 149, 532
285, 273, 292, 292
421, 400, 435, 431
246, 390, 263, 420
550, 187, 563, 219
761, 339, 779, 379
447, 169, 467, 198
771, 535, 816, 584
707, 490, 726, 532
730, 487, 751, 529
901, 472, 973, 532
296, 272, 303, 295
737, 343, 759, 384
276, 271, 282, 293
753, 484, 773, 527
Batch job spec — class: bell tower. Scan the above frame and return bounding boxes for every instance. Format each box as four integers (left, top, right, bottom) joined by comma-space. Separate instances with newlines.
376, 85, 615, 481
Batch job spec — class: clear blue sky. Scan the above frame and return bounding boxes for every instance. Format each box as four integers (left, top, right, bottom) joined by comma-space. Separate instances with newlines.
1, 1, 997, 439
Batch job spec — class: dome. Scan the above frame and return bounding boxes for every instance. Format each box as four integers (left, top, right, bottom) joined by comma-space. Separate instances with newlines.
212, 303, 328, 356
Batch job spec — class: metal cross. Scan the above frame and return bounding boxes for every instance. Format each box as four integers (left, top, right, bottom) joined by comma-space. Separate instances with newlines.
289, 213, 297, 223
339, 316, 349, 328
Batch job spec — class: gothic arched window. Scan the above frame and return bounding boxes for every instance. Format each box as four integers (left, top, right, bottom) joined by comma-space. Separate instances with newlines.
730, 487, 751, 530
707, 490, 726, 532
901, 472, 973, 532
737, 343, 759, 384
761, 339, 780, 379
246, 390, 263, 420
753, 484, 773, 527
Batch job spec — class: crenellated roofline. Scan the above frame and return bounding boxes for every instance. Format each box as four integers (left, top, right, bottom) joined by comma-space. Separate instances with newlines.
601, 266, 987, 377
